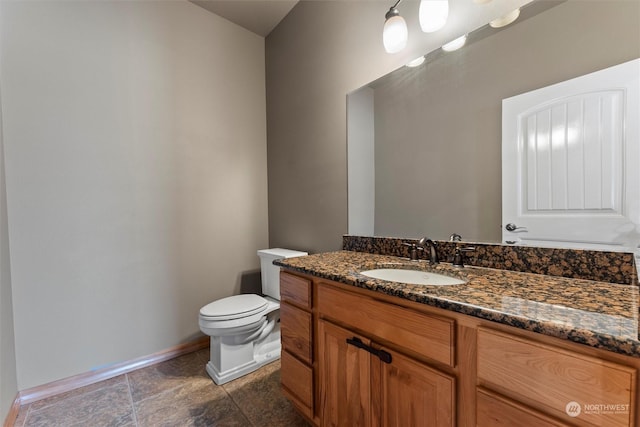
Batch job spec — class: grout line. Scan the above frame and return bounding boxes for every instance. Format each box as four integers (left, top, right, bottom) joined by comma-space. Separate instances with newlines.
124, 374, 139, 427
221, 384, 257, 427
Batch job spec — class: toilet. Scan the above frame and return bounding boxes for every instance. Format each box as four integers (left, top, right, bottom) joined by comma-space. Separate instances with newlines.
199, 248, 308, 385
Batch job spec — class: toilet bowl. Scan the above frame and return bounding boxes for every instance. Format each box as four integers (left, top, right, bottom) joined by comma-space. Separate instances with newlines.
198, 248, 307, 385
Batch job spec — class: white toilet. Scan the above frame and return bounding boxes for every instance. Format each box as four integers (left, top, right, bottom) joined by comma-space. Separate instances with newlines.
198, 248, 307, 385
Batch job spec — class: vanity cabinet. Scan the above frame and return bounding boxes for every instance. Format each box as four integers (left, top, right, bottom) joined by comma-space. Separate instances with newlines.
279, 269, 640, 427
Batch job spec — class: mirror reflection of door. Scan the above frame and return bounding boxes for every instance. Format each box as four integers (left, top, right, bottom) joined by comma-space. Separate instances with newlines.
502, 58, 640, 254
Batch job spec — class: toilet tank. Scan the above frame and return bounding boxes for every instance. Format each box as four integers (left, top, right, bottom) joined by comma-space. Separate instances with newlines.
257, 248, 308, 300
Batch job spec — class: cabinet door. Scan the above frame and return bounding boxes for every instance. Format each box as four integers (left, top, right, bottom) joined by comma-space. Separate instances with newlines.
375, 346, 455, 427
319, 320, 371, 427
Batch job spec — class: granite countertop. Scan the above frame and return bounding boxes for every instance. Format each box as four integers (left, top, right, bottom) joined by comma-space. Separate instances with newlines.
275, 251, 640, 357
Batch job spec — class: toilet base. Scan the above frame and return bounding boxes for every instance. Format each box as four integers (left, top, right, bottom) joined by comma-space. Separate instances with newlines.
204, 306, 281, 385
206, 336, 281, 385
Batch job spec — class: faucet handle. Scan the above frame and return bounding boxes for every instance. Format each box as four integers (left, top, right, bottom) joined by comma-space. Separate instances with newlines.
449, 233, 462, 242
452, 246, 475, 268
402, 241, 423, 261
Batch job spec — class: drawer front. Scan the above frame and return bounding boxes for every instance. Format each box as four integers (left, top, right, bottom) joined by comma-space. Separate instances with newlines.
281, 350, 313, 418
317, 283, 454, 367
281, 303, 312, 364
280, 272, 311, 309
477, 328, 636, 427
477, 388, 570, 427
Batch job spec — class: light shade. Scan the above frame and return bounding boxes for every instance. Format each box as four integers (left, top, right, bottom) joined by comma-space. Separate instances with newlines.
442, 34, 467, 52
419, 0, 449, 33
406, 56, 426, 67
383, 10, 408, 53
489, 8, 521, 28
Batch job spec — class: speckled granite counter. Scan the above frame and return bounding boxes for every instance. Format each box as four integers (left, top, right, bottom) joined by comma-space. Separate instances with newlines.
275, 251, 640, 357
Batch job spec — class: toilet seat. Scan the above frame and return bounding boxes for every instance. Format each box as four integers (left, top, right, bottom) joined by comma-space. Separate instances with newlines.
199, 294, 273, 332
199, 294, 268, 321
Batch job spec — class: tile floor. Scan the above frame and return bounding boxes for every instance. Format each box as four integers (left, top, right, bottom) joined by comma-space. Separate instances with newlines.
13, 348, 310, 427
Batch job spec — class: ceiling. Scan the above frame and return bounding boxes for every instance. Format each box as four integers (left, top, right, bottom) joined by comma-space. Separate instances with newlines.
191, 0, 299, 37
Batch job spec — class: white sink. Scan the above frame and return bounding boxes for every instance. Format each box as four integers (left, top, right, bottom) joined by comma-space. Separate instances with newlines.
360, 269, 465, 286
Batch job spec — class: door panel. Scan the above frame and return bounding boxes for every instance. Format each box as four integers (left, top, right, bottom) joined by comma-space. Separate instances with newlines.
377, 346, 455, 427
318, 320, 371, 427
502, 58, 639, 252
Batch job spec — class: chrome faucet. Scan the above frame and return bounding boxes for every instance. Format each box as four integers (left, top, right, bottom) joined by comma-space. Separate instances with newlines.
418, 238, 439, 264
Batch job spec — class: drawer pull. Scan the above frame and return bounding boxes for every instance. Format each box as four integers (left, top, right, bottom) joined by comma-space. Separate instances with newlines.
346, 337, 392, 364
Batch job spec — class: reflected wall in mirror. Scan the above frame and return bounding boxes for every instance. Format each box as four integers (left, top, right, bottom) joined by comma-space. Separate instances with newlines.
348, 0, 640, 244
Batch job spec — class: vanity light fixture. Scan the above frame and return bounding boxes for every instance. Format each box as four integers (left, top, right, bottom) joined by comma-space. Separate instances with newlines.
406, 56, 426, 67
489, 8, 521, 28
383, 0, 408, 53
419, 0, 449, 33
441, 34, 467, 52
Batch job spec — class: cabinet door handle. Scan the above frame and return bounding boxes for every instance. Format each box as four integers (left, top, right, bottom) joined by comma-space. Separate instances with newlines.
346, 337, 393, 364
375, 348, 392, 364
346, 337, 369, 351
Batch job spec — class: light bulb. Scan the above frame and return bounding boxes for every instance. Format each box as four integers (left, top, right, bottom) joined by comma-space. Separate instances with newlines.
442, 34, 467, 52
419, 0, 449, 33
383, 8, 408, 54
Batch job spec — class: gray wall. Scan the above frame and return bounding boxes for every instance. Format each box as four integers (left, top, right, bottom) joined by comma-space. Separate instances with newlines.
373, 1, 640, 242
265, 0, 530, 253
0, 83, 18, 420
1, 1, 268, 390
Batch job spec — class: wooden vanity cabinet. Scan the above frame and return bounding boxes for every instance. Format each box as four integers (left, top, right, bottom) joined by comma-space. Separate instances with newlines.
279, 270, 640, 427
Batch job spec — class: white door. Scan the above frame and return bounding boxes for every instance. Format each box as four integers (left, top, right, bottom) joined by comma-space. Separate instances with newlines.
502, 58, 640, 252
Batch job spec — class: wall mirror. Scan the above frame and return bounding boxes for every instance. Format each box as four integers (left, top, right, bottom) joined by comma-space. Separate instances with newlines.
347, 0, 640, 251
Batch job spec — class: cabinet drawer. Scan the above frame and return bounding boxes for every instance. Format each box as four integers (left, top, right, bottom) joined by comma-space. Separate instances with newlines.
477, 388, 570, 427
281, 350, 313, 418
477, 328, 636, 427
281, 303, 312, 364
317, 283, 455, 367
280, 272, 311, 309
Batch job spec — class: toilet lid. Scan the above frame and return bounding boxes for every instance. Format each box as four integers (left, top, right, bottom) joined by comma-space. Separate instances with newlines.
199, 294, 268, 321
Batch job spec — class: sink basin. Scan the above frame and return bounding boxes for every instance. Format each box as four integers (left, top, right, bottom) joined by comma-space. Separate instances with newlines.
360, 268, 465, 286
